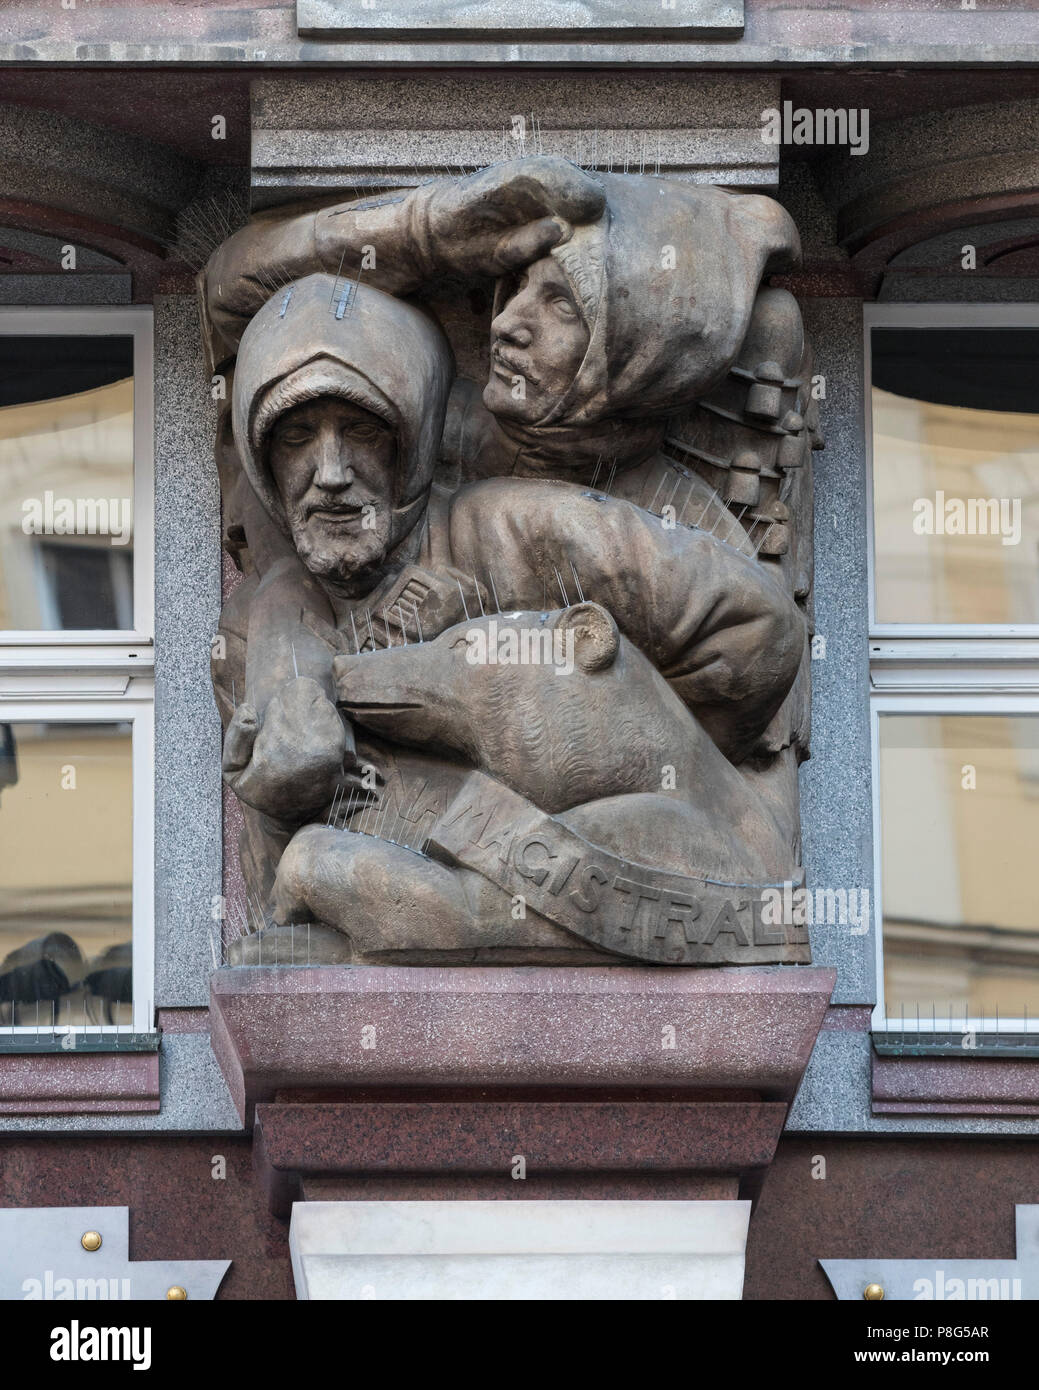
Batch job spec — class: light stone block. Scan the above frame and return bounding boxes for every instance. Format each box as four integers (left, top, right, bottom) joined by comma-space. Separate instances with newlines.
251, 73, 780, 205
290, 1199, 751, 1300
297, 0, 744, 39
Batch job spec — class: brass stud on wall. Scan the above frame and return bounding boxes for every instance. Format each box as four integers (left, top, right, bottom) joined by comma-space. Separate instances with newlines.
166, 1286, 188, 1300
80, 1231, 102, 1252
863, 1283, 885, 1301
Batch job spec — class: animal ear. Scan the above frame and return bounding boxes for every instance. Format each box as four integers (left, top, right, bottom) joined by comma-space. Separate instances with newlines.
555, 602, 619, 672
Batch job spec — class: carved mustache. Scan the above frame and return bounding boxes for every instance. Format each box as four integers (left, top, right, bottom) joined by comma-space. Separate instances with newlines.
491, 342, 541, 388
299, 498, 374, 522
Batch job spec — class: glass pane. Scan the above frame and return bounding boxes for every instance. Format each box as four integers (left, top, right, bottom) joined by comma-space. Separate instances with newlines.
871, 327, 1039, 626
0, 721, 132, 1026
0, 336, 134, 631
879, 713, 1039, 1025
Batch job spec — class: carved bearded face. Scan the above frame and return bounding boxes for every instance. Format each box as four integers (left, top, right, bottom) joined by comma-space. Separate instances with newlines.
484, 257, 590, 425
268, 396, 397, 582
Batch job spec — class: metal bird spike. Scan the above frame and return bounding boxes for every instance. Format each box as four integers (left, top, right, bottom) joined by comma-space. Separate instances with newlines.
692, 486, 723, 530
329, 245, 349, 307
646, 469, 668, 516
569, 560, 585, 602
751, 521, 776, 557
350, 609, 361, 656
291, 642, 299, 678
397, 602, 409, 643
554, 567, 569, 606
456, 578, 470, 621
706, 493, 734, 537
473, 576, 486, 617
366, 608, 376, 649
486, 569, 502, 613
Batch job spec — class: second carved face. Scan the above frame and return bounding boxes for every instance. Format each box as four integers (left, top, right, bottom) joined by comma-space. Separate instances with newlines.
484, 257, 590, 425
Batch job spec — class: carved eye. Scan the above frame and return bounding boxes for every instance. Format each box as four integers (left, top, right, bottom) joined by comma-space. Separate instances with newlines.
272, 427, 313, 447
551, 296, 578, 321
343, 421, 388, 442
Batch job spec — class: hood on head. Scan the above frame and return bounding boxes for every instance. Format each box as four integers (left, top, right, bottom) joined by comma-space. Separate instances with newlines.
232, 275, 455, 543
492, 175, 800, 457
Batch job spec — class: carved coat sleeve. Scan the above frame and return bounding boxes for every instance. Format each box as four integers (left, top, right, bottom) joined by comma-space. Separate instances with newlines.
443, 478, 806, 765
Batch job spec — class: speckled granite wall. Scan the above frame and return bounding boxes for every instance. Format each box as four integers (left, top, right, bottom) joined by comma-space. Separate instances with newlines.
153, 294, 223, 1011
745, 1134, 1039, 1300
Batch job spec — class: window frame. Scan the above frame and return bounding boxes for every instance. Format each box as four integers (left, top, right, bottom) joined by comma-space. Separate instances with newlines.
866, 303, 1039, 1038
0, 307, 154, 1046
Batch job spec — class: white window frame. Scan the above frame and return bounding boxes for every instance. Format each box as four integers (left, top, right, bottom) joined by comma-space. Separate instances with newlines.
0, 308, 154, 1042
866, 304, 1039, 1035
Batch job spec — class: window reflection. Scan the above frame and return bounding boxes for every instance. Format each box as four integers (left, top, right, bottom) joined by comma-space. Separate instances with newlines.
0, 336, 134, 632
0, 721, 132, 1026
879, 713, 1039, 1025
871, 327, 1039, 626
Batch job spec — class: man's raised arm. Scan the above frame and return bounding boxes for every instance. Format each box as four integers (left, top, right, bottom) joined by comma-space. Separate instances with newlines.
201, 157, 606, 369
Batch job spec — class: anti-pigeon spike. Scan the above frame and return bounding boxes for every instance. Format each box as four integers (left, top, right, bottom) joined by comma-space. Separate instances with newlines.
646, 470, 668, 515
485, 569, 502, 613
366, 608, 375, 650
691, 487, 722, 531
350, 610, 361, 656
329, 246, 349, 307
335, 280, 355, 321
705, 500, 732, 539
751, 521, 776, 558
554, 567, 569, 606
570, 560, 585, 602
456, 578, 470, 621
677, 482, 696, 526
291, 642, 299, 679
409, 600, 423, 644
397, 603, 408, 644
473, 576, 486, 617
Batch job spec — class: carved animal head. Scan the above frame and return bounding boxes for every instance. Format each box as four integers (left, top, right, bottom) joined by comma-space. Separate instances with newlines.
333, 602, 687, 813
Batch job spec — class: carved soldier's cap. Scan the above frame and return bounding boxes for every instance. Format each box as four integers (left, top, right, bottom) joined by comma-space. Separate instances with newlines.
232, 274, 455, 544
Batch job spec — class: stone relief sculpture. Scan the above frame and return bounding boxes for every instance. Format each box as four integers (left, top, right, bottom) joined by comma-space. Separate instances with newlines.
200, 158, 821, 967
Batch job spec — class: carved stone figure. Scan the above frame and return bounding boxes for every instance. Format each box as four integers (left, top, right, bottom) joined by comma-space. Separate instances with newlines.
202, 158, 819, 967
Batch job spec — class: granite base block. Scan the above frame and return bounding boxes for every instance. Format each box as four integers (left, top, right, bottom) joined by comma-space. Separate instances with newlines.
254, 1098, 787, 1216
210, 964, 836, 1122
